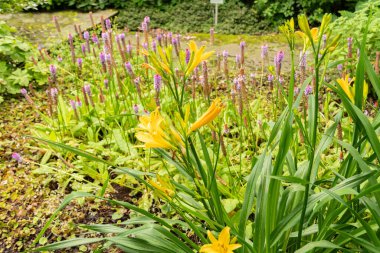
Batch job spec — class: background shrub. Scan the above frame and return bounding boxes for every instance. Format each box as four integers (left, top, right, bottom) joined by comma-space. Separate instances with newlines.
22, 0, 361, 34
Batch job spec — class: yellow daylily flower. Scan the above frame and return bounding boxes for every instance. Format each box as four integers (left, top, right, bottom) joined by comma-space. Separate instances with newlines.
136, 108, 177, 149
188, 98, 224, 134
200, 227, 241, 253
185, 41, 214, 76
296, 27, 318, 52
336, 75, 368, 104
135, 132, 174, 149
310, 27, 318, 42
337, 75, 355, 102
148, 174, 175, 200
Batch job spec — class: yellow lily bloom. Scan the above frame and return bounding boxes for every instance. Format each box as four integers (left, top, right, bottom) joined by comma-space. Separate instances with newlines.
200, 227, 241, 253
135, 131, 174, 149
185, 41, 214, 76
136, 108, 176, 149
336, 75, 368, 103
148, 174, 175, 200
188, 98, 224, 134
296, 27, 318, 52
337, 75, 355, 102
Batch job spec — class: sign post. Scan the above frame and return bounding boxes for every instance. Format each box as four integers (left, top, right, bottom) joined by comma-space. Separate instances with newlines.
210, 0, 224, 27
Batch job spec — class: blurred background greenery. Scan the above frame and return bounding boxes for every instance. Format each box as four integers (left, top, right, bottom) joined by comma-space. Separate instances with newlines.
0, 0, 361, 33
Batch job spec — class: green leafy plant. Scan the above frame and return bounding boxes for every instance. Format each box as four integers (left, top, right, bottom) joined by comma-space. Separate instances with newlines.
331, 0, 380, 58
0, 21, 47, 102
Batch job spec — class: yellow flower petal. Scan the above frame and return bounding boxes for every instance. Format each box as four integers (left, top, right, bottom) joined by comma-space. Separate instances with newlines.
207, 231, 218, 244
200, 226, 241, 253
337, 75, 354, 102
218, 227, 230, 246
189, 98, 224, 134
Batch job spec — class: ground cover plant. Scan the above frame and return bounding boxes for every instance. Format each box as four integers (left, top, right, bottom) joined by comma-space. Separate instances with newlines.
6, 8, 380, 253
0, 21, 47, 103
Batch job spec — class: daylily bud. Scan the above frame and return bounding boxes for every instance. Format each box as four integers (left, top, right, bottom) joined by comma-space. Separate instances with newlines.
298, 14, 312, 40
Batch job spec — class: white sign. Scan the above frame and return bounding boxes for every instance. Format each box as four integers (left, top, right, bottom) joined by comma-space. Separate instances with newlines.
211, 0, 223, 26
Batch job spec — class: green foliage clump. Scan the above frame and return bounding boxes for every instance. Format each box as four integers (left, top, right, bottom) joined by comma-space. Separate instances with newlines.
0, 0, 50, 13
0, 22, 47, 102
331, 0, 380, 57
254, 0, 358, 27
116, 0, 359, 34
116, 0, 261, 34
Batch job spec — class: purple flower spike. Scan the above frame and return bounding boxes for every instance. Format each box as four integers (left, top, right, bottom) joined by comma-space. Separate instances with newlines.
99, 52, 106, 64
240, 41, 246, 49
185, 48, 190, 64
50, 88, 58, 98
276, 51, 284, 64
304, 85, 313, 96
77, 58, 83, 68
261, 44, 268, 58
172, 38, 177, 45
294, 87, 300, 95
76, 98, 82, 107
144, 16, 150, 23
337, 64, 343, 71
92, 34, 99, 44
222, 50, 228, 58
81, 44, 86, 54
70, 100, 76, 109
300, 51, 307, 67
68, 33, 73, 42
141, 21, 147, 32
268, 74, 274, 82
119, 33, 125, 40
102, 32, 108, 43
152, 40, 157, 52
134, 77, 141, 85
105, 19, 112, 30
20, 88, 27, 96
142, 42, 148, 50
322, 34, 327, 47
133, 104, 139, 114
83, 31, 89, 40
235, 54, 241, 64
125, 62, 134, 76
12, 152, 22, 163
154, 74, 162, 92
126, 44, 132, 53
105, 53, 111, 62
84, 84, 91, 95
49, 64, 57, 77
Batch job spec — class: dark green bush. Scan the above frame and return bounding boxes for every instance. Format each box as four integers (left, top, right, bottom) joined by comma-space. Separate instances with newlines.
116, 0, 360, 34
116, 0, 261, 34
